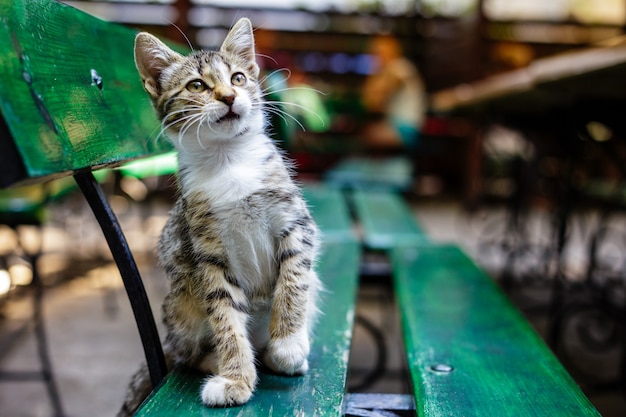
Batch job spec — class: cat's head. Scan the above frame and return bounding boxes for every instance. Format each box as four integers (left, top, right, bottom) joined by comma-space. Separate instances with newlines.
134, 18, 263, 148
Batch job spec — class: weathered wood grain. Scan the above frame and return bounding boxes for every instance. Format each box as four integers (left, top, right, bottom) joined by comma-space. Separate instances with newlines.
392, 244, 601, 417
0, 0, 172, 187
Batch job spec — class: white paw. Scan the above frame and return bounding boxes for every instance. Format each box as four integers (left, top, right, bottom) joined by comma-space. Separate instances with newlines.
201, 376, 253, 407
263, 332, 310, 375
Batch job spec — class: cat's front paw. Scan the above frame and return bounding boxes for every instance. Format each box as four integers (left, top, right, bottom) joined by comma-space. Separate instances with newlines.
263, 332, 310, 375
201, 376, 253, 407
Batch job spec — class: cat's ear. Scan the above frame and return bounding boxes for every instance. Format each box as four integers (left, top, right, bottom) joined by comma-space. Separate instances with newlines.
134, 32, 183, 97
220, 18, 260, 79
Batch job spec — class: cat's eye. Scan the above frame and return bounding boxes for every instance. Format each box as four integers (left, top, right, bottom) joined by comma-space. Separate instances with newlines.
231, 72, 247, 87
186, 80, 207, 93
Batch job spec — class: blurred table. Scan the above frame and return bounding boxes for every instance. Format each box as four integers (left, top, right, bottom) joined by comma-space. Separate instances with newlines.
431, 37, 626, 126
430, 37, 626, 205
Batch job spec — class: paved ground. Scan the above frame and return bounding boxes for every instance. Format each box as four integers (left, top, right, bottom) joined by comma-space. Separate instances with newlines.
1, 193, 624, 416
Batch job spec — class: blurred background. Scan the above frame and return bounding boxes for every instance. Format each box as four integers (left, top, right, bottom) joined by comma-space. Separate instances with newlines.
2, 0, 626, 416
59, 0, 626, 199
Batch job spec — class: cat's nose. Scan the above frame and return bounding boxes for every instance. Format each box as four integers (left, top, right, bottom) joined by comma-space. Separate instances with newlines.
216, 90, 236, 106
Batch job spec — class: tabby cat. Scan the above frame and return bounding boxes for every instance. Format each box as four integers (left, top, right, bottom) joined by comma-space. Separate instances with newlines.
120, 18, 321, 414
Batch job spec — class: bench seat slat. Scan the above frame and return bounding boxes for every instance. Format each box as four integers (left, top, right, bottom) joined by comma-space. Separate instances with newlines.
324, 157, 413, 191
391, 244, 600, 417
303, 184, 355, 244
136, 240, 360, 416
352, 189, 428, 250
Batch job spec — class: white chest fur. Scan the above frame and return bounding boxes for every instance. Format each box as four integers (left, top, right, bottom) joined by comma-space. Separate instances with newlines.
179, 134, 281, 291
179, 134, 270, 203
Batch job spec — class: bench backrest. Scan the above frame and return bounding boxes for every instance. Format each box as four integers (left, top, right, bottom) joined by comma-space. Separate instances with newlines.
0, 0, 172, 188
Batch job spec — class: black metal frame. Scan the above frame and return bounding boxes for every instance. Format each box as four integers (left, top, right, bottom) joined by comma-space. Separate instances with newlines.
73, 171, 167, 387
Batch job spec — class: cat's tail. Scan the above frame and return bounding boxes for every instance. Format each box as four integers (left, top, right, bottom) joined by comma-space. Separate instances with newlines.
116, 363, 153, 417
116, 356, 172, 417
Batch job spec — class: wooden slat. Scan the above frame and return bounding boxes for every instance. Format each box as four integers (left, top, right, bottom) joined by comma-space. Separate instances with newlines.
136, 239, 361, 416
303, 184, 354, 244
351, 189, 428, 250
391, 244, 601, 417
0, 0, 172, 187
325, 157, 413, 192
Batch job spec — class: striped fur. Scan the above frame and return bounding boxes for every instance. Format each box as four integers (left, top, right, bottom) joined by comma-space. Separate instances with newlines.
121, 18, 321, 414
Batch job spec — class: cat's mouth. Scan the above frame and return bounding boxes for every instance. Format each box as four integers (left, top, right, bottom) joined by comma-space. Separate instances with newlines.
216, 110, 240, 123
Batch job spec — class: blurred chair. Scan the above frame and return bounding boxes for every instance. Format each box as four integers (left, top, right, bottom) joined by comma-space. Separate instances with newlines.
0, 179, 77, 417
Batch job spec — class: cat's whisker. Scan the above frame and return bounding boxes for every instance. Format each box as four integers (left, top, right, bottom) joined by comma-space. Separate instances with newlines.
162, 106, 204, 123
206, 118, 223, 137
175, 113, 205, 152
267, 99, 324, 117
178, 113, 202, 138
161, 111, 195, 130
163, 95, 178, 111
162, 96, 198, 118
155, 105, 199, 143
255, 53, 279, 67
164, 104, 206, 120
155, 122, 176, 144
264, 100, 326, 129
195, 115, 208, 151
163, 97, 207, 118
262, 103, 306, 131
148, 123, 168, 146
160, 111, 202, 140
265, 110, 303, 133
162, 105, 203, 120
171, 97, 207, 108
164, 18, 195, 52
258, 68, 291, 89
260, 86, 326, 98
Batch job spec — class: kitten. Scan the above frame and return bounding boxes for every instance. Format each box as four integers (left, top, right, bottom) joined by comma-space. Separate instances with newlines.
122, 18, 321, 413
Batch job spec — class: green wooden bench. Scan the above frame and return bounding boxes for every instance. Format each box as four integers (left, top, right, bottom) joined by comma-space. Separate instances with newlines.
392, 244, 600, 416
351, 189, 428, 250
352, 187, 600, 416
